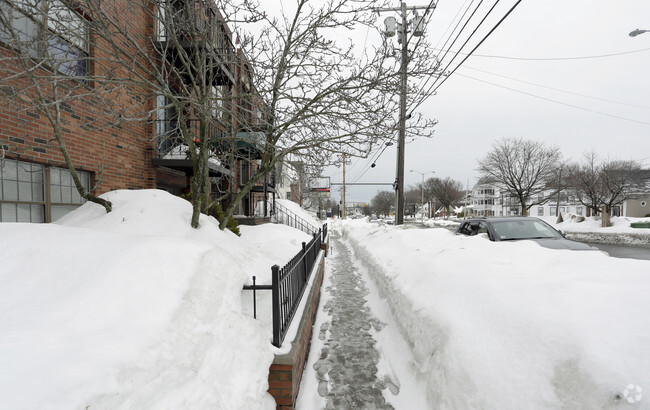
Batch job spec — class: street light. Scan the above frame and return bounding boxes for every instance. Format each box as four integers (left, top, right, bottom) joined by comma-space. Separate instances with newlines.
629, 28, 649, 37
410, 169, 434, 221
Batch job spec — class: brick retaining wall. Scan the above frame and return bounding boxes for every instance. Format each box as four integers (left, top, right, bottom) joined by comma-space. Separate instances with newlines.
268, 238, 328, 409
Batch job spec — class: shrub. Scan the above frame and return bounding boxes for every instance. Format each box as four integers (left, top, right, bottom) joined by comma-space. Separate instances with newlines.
208, 202, 240, 236
179, 193, 240, 236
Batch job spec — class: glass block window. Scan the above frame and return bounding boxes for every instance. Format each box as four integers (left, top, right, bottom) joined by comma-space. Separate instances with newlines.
0, 159, 45, 222
49, 166, 89, 221
1, 158, 91, 223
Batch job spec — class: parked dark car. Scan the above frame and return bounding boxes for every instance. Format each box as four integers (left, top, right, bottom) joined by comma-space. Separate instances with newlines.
456, 216, 598, 251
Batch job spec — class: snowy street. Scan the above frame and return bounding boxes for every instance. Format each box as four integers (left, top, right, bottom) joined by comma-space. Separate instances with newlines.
297, 228, 431, 409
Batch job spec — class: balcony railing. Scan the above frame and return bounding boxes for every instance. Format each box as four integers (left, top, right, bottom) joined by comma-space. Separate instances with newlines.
153, 1, 236, 86
155, 119, 225, 159
235, 131, 265, 152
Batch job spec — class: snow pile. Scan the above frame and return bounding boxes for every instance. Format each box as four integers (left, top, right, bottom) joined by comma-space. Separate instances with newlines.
338, 219, 650, 409
543, 215, 650, 246
422, 218, 460, 229
544, 214, 650, 234
0, 189, 311, 409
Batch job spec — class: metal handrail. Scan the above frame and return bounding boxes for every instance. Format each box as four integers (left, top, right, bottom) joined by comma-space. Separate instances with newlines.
270, 201, 320, 235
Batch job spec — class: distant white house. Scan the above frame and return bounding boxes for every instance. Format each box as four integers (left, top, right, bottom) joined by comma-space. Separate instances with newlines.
468, 183, 586, 218
468, 171, 650, 218
620, 170, 650, 217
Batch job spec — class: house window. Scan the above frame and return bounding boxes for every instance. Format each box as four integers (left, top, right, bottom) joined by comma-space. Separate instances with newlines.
0, 158, 90, 222
576, 207, 583, 215
0, 0, 89, 78
550, 207, 557, 217
538, 207, 544, 216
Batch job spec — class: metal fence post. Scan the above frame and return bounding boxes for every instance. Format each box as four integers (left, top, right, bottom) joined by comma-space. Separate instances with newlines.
271, 264, 281, 348
301, 241, 308, 283
252, 276, 257, 319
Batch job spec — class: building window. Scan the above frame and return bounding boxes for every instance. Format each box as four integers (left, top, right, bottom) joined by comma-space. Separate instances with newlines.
538, 207, 544, 216
240, 161, 249, 185
0, 159, 45, 222
0, 0, 89, 78
550, 207, 557, 217
49, 166, 89, 220
0, 158, 90, 222
576, 207, 583, 215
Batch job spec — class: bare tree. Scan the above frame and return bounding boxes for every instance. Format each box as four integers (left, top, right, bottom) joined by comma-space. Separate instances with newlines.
371, 190, 394, 217
3, 0, 439, 229
216, 0, 439, 228
566, 152, 641, 217
477, 138, 561, 216
0, 0, 113, 212
425, 176, 464, 218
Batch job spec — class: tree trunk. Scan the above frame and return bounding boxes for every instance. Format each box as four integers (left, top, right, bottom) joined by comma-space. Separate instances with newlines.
190, 143, 210, 228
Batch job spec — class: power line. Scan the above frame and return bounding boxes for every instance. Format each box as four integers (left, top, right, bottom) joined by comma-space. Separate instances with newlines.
462, 65, 650, 110
455, 72, 650, 126
412, 0, 524, 114
405, 0, 441, 57
442, 47, 650, 61
413, 0, 483, 96
350, 138, 396, 184
411, 0, 500, 114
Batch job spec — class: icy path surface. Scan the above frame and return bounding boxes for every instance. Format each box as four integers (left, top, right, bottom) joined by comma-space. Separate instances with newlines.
297, 229, 430, 409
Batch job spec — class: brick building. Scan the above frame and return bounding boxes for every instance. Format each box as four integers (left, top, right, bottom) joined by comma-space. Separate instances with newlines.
0, 0, 273, 223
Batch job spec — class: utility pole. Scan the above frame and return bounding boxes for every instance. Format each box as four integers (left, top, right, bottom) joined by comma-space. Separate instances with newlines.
342, 154, 347, 219
396, 1, 408, 225
338, 153, 347, 219
377, 2, 432, 225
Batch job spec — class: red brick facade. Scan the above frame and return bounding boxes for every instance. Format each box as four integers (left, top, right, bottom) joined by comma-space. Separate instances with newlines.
0, 0, 272, 220
0, 0, 155, 194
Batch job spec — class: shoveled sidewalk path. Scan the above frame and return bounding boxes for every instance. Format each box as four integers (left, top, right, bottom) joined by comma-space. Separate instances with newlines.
297, 228, 429, 409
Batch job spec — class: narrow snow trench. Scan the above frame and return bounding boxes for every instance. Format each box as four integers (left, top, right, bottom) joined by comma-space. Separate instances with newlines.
297, 229, 430, 409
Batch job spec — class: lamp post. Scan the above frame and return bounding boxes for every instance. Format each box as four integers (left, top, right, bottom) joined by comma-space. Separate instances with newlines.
410, 169, 434, 221
629, 28, 649, 37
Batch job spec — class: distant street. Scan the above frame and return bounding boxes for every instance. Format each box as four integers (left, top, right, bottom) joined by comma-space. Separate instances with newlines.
586, 243, 650, 261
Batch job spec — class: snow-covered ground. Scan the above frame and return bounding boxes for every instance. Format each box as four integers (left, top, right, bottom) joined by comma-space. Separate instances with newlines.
546, 214, 650, 247
338, 218, 650, 409
4, 190, 649, 409
0, 190, 316, 409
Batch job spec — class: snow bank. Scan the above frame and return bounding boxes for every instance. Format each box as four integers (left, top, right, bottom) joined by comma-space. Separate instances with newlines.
546, 215, 650, 247
0, 190, 312, 409
338, 219, 650, 409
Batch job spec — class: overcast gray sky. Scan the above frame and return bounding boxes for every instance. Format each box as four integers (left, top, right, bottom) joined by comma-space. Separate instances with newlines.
323, 0, 650, 204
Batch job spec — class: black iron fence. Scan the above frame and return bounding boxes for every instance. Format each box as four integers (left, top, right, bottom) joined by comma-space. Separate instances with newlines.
244, 224, 328, 348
